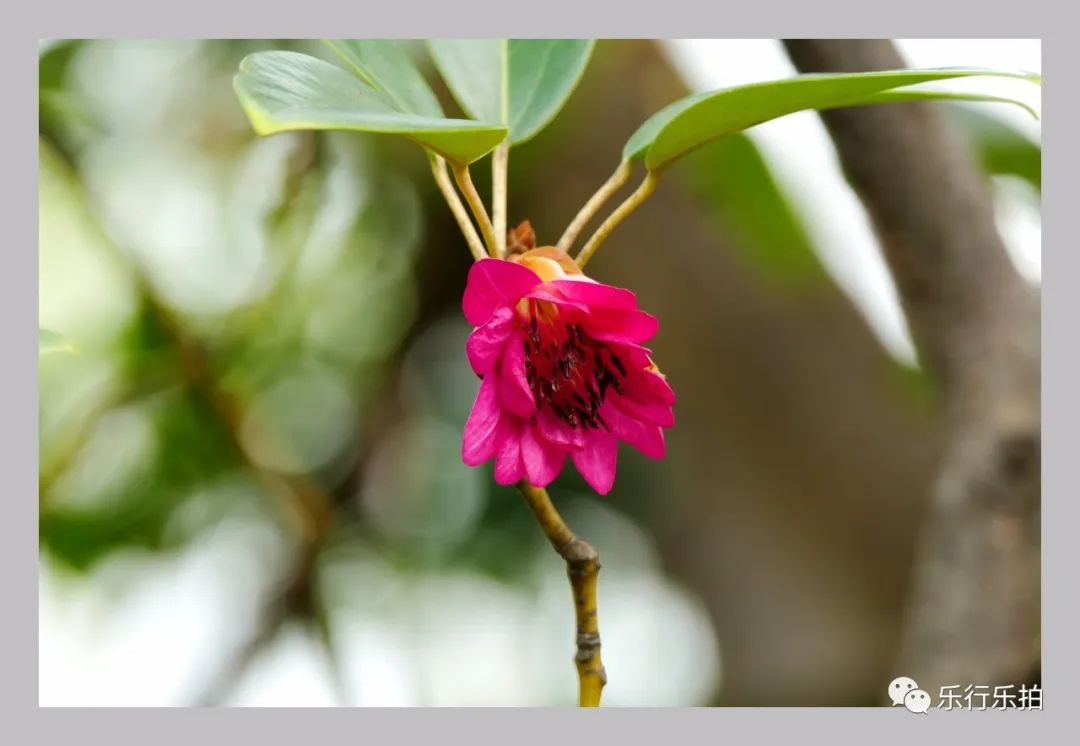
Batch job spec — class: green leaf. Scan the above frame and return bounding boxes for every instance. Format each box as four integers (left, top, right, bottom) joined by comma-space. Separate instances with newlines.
865, 89, 1039, 120
428, 39, 504, 125
40, 329, 75, 355
38, 39, 70, 57
947, 105, 1041, 192
322, 39, 444, 118
234, 50, 507, 164
625, 68, 1041, 171
428, 39, 594, 145
623, 89, 711, 164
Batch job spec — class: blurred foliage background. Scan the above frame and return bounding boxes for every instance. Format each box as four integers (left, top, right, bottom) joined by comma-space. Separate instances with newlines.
38, 38, 1040, 706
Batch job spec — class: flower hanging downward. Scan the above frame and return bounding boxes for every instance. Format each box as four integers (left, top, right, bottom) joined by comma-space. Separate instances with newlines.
461, 222, 675, 495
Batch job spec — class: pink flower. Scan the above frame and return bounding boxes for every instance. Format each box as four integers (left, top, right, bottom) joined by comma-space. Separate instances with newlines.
460, 251, 675, 495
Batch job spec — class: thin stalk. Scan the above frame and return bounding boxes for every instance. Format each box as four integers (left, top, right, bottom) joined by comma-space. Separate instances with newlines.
518, 481, 606, 707
576, 172, 659, 269
556, 160, 632, 253
452, 161, 500, 257
429, 155, 486, 262
492, 143, 510, 256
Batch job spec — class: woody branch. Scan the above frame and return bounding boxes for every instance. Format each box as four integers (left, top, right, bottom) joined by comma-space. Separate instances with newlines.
518, 481, 607, 707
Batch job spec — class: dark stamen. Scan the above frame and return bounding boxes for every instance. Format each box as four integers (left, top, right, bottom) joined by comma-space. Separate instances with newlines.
595, 410, 609, 431
598, 375, 610, 396
587, 380, 601, 404
610, 353, 627, 377
520, 312, 632, 431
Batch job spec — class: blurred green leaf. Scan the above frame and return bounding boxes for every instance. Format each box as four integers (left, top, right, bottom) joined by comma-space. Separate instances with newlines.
676, 133, 825, 286
626, 68, 1041, 171
234, 51, 508, 164
323, 39, 444, 118
948, 104, 1041, 192
428, 39, 594, 145
39, 40, 98, 159
40, 329, 75, 355
40, 388, 241, 570
38, 39, 81, 89
39, 88, 102, 157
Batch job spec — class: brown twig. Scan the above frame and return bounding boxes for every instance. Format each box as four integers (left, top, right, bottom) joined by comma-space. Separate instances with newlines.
576, 172, 658, 269
430, 154, 487, 261
492, 143, 510, 256
557, 159, 632, 253
517, 481, 606, 707
451, 161, 500, 257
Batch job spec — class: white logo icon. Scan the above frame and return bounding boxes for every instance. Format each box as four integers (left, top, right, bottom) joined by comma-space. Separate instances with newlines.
889, 676, 918, 706
904, 689, 931, 714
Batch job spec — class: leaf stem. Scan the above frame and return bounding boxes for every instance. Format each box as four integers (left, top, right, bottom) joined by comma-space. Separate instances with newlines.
492, 143, 510, 256
429, 155, 487, 261
517, 481, 606, 707
576, 172, 659, 269
452, 161, 500, 257
556, 160, 632, 253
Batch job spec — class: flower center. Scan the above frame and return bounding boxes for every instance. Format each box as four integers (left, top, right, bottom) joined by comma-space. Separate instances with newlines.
519, 299, 627, 430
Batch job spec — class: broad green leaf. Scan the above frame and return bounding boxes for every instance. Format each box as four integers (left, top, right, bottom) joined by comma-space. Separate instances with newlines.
322, 39, 444, 118
40, 329, 75, 355
428, 39, 594, 145
623, 89, 711, 164
624, 68, 1041, 171
865, 89, 1039, 120
428, 40, 502, 123
234, 51, 508, 164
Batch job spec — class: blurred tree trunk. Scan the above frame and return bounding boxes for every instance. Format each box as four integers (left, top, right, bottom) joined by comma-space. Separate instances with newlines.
783, 39, 1041, 697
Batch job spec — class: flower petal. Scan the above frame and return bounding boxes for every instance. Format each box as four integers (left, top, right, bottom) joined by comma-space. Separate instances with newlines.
548, 278, 638, 310
498, 337, 537, 417
466, 306, 514, 376
602, 400, 666, 459
462, 375, 502, 466
643, 369, 676, 405
463, 258, 541, 326
623, 365, 676, 407
521, 421, 567, 487
571, 431, 619, 495
494, 417, 526, 485
586, 307, 660, 345
523, 285, 590, 314
620, 343, 656, 370
614, 394, 675, 428
537, 405, 585, 448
